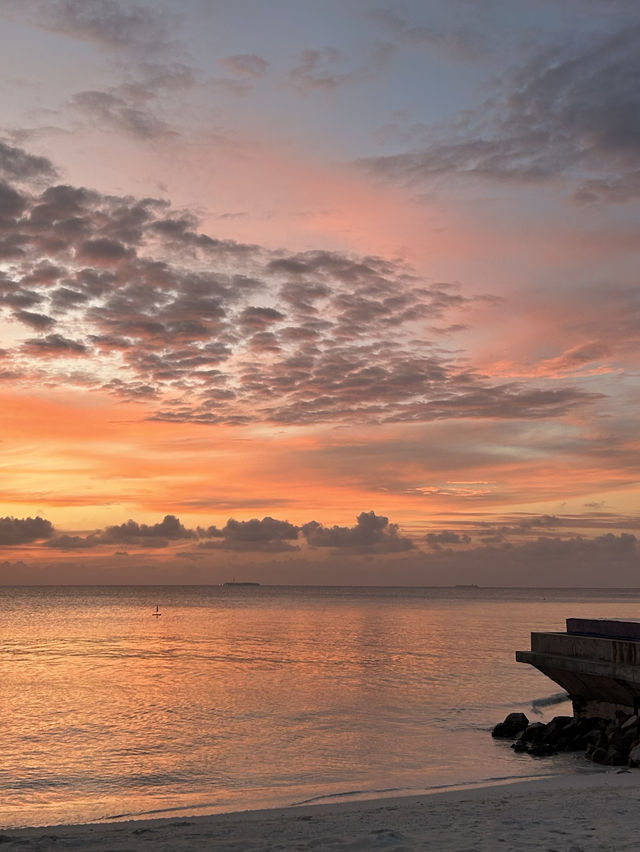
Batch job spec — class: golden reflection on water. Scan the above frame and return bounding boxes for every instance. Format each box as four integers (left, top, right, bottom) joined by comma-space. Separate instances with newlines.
3, 586, 640, 827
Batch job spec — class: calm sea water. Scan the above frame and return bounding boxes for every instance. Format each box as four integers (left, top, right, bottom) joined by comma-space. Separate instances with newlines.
2, 584, 639, 829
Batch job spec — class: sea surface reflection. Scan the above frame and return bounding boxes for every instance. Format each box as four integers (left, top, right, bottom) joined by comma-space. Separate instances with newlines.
2, 585, 636, 828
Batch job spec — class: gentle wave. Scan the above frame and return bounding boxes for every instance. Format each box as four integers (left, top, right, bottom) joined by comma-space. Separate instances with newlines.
290, 773, 563, 807
531, 692, 570, 714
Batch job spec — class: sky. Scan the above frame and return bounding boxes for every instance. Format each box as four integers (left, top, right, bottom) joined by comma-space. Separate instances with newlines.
0, 0, 639, 585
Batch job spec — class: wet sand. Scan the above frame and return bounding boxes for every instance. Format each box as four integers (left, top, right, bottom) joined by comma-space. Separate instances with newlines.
3, 772, 639, 851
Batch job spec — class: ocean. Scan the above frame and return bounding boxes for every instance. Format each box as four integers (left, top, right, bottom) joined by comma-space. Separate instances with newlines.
2, 584, 638, 829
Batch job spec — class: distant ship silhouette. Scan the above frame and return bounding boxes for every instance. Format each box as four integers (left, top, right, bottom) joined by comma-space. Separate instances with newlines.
152, 605, 161, 617
223, 580, 260, 586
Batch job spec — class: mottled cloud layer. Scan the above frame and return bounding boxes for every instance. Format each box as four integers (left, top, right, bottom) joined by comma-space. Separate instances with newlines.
0, 141, 597, 426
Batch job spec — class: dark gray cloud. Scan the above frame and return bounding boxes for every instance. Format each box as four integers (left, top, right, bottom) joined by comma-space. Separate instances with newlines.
3, 2, 196, 145
40, 516, 197, 550
20, 513, 299, 554
420, 532, 640, 586
20, 511, 415, 554
66, 56, 196, 140
0, 182, 28, 224
199, 516, 300, 552
220, 517, 299, 542
0, 143, 602, 426
22, 333, 87, 356
34, 0, 170, 50
239, 306, 285, 329
364, 24, 640, 200
0, 516, 54, 545
70, 90, 174, 140
100, 514, 196, 543
453, 515, 568, 544
425, 530, 471, 549
302, 511, 414, 552
0, 141, 56, 183
13, 309, 55, 330
76, 236, 133, 264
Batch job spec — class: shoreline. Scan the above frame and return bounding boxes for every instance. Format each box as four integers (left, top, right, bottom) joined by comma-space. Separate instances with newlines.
3, 771, 639, 851
0, 764, 579, 832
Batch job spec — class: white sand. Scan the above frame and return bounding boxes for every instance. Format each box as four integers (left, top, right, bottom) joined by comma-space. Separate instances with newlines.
3, 772, 640, 851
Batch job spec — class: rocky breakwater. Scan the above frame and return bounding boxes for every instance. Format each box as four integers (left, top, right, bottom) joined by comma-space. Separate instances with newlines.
492, 711, 640, 767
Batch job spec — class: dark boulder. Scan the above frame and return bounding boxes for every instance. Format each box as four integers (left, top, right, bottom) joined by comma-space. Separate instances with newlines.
529, 742, 556, 758
542, 716, 573, 742
580, 726, 607, 751
590, 746, 609, 764
519, 722, 547, 744
609, 726, 637, 753
605, 747, 628, 766
493, 710, 640, 766
628, 744, 640, 767
492, 712, 529, 738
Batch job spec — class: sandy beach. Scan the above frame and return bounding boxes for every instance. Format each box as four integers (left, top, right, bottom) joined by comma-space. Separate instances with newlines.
3, 772, 640, 851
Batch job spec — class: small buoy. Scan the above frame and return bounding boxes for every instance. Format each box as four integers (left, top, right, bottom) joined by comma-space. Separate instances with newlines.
152, 605, 161, 617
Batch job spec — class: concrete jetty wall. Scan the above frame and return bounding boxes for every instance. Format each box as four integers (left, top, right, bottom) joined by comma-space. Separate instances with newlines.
517, 618, 640, 719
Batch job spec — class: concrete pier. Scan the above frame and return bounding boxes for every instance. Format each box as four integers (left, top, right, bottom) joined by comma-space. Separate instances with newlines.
516, 618, 640, 719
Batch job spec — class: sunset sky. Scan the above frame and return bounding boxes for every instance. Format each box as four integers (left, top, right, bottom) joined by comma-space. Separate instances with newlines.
0, 0, 639, 585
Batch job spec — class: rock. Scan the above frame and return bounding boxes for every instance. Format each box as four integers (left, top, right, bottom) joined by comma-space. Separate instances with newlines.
520, 722, 547, 744
580, 727, 607, 751
619, 718, 640, 749
492, 712, 529, 738
628, 744, 640, 767
492, 709, 640, 767
590, 747, 609, 764
543, 715, 573, 742
605, 747, 627, 766
605, 720, 619, 738
609, 726, 636, 754
529, 742, 556, 757
553, 718, 588, 751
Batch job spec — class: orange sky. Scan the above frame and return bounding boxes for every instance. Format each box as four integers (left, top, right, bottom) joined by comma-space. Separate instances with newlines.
0, 1, 639, 584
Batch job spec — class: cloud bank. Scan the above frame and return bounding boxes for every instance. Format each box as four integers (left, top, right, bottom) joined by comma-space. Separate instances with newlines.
301, 511, 414, 553
0, 516, 54, 545
3, 512, 639, 588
